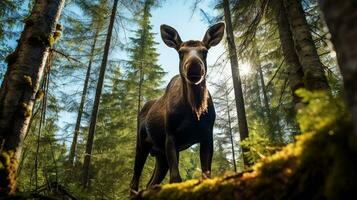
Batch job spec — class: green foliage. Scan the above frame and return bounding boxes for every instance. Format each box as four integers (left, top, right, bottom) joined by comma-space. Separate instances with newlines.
295, 89, 345, 133
240, 132, 282, 164
17, 83, 64, 193
0, 0, 28, 80
125, 0, 165, 104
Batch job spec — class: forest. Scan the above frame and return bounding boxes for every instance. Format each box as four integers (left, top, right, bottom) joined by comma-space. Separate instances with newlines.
0, 0, 357, 199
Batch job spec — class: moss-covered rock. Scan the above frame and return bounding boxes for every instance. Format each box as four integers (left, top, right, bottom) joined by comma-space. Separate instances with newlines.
134, 90, 357, 200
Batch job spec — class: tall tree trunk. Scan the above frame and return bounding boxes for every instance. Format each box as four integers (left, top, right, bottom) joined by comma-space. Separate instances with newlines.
0, 0, 64, 195
223, 0, 250, 166
225, 88, 237, 172
68, 28, 99, 166
283, 0, 330, 91
252, 49, 276, 139
318, 0, 357, 138
136, 0, 151, 130
82, 0, 118, 188
257, 64, 270, 117
253, 72, 263, 109
276, 2, 304, 109
137, 61, 144, 133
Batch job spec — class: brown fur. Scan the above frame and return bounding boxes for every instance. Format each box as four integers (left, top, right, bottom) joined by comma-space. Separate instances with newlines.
184, 79, 208, 120
130, 22, 225, 194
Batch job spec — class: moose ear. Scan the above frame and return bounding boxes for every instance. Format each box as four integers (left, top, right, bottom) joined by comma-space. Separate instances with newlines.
202, 22, 225, 49
160, 24, 182, 50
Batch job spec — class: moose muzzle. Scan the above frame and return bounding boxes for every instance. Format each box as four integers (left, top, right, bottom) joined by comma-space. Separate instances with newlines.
185, 57, 205, 85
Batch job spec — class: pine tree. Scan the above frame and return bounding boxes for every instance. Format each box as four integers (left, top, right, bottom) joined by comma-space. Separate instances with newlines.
212, 80, 241, 172
222, 0, 250, 166
68, 2, 107, 166
82, 0, 119, 188
125, 0, 165, 115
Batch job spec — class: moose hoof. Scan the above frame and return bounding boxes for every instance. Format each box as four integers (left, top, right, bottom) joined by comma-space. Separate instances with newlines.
130, 189, 139, 196
170, 176, 182, 183
202, 171, 211, 179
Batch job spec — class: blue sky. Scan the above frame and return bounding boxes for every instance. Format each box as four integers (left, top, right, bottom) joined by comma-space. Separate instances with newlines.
57, 0, 245, 135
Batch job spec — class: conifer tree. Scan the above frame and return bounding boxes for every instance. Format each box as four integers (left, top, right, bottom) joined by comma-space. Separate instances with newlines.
82, 0, 119, 188
125, 0, 165, 115
222, 0, 250, 166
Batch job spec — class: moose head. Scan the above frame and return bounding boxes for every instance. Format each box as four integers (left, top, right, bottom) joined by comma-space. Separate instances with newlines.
160, 22, 225, 85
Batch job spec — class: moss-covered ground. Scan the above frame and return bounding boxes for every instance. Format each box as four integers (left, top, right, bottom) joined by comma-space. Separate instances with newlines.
134, 90, 357, 200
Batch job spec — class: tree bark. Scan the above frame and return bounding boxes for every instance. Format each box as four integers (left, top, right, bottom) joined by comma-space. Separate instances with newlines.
318, 0, 357, 138
68, 28, 99, 166
225, 88, 237, 172
223, 0, 250, 166
283, 0, 330, 91
0, 0, 64, 195
82, 0, 118, 188
276, 2, 304, 110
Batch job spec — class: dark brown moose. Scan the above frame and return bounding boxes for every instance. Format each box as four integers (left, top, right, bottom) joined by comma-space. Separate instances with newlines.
130, 22, 225, 194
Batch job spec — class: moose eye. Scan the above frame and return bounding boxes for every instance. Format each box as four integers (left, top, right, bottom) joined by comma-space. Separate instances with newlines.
178, 51, 184, 59
202, 50, 208, 59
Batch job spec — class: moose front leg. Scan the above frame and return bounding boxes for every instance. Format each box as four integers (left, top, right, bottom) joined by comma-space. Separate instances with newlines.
165, 134, 182, 183
200, 133, 213, 179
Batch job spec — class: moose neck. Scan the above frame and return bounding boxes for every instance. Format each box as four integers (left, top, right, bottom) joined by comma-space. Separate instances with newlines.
181, 78, 209, 120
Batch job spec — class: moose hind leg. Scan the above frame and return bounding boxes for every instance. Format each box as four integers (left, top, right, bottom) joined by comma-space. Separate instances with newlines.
146, 154, 169, 189
130, 141, 150, 194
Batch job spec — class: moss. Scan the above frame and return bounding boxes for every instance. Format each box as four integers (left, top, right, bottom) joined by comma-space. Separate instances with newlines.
134, 90, 357, 200
20, 103, 32, 117
35, 90, 44, 101
48, 34, 55, 48
48, 31, 61, 47
23, 75, 32, 87
0, 151, 18, 195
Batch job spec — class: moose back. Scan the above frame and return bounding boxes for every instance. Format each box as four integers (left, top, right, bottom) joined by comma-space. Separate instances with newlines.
130, 22, 225, 194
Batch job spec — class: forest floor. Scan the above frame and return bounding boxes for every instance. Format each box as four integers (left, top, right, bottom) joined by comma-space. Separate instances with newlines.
134, 91, 357, 200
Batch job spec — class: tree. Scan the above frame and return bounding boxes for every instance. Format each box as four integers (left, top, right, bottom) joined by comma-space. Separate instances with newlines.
283, 0, 330, 91
0, 0, 65, 195
212, 81, 240, 172
82, 0, 119, 188
251, 48, 276, 139
125, 0, 164, 115
222, 0, 250, 166
318, 0, 357, 139
68, 28, 98, 166
275, 1, 304, 110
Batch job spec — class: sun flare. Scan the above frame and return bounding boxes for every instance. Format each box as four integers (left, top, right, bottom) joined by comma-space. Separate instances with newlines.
239, 62, 252, 77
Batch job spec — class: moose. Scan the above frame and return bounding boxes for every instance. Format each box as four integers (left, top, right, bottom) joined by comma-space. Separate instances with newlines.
130, 22, 225, 194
